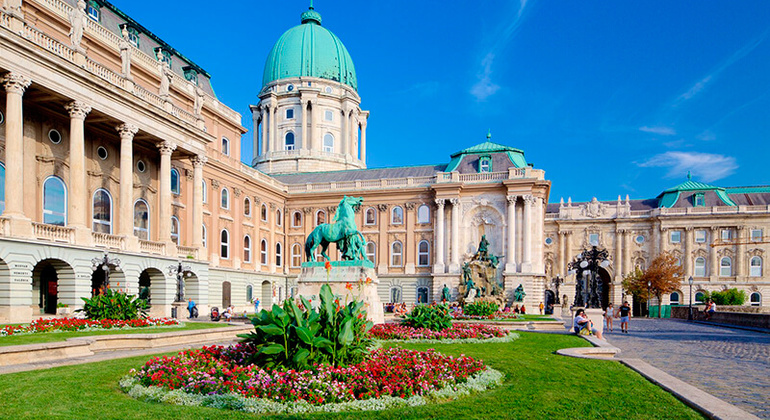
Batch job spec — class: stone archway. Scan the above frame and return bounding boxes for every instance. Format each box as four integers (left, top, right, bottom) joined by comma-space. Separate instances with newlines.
32, 259, 76, 315
90, 262, 126, 296
138, 268, 165, 308
544, 290, 556, 314
598, 267, 612, 309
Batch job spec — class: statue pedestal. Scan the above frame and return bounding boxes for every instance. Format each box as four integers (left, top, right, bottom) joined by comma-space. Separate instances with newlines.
570, 307, 604, 336
297, 260, 384, 325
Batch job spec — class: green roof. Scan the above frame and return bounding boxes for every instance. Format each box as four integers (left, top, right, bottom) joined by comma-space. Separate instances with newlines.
262, 7, 357, 90
726, 186, 770, 194
445, 136, 527, 172
657, 174, 736, 207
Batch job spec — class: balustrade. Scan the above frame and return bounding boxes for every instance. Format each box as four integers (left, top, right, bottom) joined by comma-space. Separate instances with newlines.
92, 232, 125, 250
33, 223, 74, 243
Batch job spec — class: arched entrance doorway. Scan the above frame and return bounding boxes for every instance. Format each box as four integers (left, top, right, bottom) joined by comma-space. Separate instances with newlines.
598, 267, 612, 309
261, 280, 272, 308
544, 290, 555, 314
222, 281, 231, 307
32, 259, 75, 315
138, 268, 165, 306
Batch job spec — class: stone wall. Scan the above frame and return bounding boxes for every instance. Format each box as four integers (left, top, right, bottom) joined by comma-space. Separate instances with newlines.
671, 306, 770, 328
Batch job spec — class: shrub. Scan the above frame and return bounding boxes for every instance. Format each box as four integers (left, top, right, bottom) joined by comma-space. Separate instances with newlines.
463, 301, 499, 317
238, 283, 372, 369
77, 289, 148, 320
403, 304, 452, 331
705, 288, 747, 306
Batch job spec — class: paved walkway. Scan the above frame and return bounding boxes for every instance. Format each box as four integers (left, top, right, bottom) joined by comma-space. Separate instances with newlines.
605, 318, 770, 419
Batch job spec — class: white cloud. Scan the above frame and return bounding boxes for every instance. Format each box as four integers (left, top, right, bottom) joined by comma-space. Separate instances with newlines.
696, 130, 716, 141
638, 151, 737, 182
639, 126, 676, 136
470, 53, 500, 101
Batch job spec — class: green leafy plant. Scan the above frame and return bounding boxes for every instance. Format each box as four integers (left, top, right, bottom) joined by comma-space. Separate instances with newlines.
77, 289, 148, 320
404, 304, 452, 331
463, 301, 499, 317
238, 283, 373, 369
703, 288, 746, 306
56, 302, 69, 308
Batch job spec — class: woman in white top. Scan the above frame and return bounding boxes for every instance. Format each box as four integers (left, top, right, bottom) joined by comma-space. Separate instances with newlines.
604, 303, 614, 332
573, 309, 603, 339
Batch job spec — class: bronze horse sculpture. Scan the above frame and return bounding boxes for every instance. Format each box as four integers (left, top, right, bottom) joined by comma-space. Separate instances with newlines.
304, 196, 369, 262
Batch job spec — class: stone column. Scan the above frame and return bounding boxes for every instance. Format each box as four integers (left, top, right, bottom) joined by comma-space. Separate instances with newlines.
564, 232, 572, 275
1, 73, 31, 224
269, 104, 277, 153
505, 195, 517, 273
615, 229, 624, 279
116, 123, 138, 238
710, 227, 719, 280
260, 106, 268, 156
684, 227, 693, 278
309, 100, 317, 151
449, 198, 461, 272
64, 101, 91, 232
360, 119, 367, 164
191, 155, 207, 252
522, 195, 534, 271
404, 202, 416, 274
736, 226, 746, 277
157, 141, 177, 246
251, 109, 259, 162
433, 199, 446, 273
340, 109, 348, 156
300, 99, 309, 151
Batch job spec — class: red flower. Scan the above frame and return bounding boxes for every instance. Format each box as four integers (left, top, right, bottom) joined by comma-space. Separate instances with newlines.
345, 282, 353, 290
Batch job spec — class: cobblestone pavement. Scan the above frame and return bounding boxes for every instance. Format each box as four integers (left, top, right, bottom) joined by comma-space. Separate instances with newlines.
605, 318, 770, 419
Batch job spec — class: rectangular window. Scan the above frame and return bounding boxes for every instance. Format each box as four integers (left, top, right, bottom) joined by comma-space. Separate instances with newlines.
324, 110, 333, 121
479, 156, 491, 173
86, 4, 99, 22
286, 109, 294, 119
721, 229, 732, 241
751, 229, 763, 242
670, 231, 681, 244
183, 68, 198, 86
127, 27, 140, 47
694, 230, 706, 243
589, 233, 599, 246
693, 193, 705, 207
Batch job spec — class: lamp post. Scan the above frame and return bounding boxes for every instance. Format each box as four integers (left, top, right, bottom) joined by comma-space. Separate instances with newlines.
167, 261, 192, 303
91, 251, 121, 294
647, 280, 652, 318
688, 276, 694, 321
568, 246, 611, 308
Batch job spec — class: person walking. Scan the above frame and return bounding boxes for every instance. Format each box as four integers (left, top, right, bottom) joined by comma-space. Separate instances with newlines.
253, 298, 260, 314
604, 303, 614, 332
619, 301, 631, 333
187, 299, 195, 319
539, 301, 544, 315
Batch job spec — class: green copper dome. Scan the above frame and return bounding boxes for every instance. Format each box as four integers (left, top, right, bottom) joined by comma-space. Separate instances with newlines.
262, 7, 358, 91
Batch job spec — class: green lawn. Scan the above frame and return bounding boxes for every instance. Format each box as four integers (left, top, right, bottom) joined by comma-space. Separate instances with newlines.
0, 332, 703, 419
455, 314, 556, 323
0, 322, 228, 347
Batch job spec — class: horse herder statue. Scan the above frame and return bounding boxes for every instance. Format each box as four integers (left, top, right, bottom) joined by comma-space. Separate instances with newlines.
305, 196, 368, 262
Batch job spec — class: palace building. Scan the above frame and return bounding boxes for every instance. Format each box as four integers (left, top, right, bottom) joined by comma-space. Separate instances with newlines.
0, 1, 767, 323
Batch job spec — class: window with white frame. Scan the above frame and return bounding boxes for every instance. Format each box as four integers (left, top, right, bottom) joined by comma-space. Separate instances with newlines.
291, 243, 302, 267
391, 206, 404, 225
694, 257, 706, 276
417, 205, 430, 224
292, 211, 302, 228
670, 231, 682, 244
171, 216, 180, 245
243, 235, 252, 263
589, 233, 599, 246
43, 176, 67, 226
366, 241, 376, 265
220, 229, 230, 259
417, 240, 430, 266
221, 188, 229, 209
170, 168, 180, 195
261, 203, 268, 222
221, 137, 230, 156
86, 1, 100, 21
721, 229, 732, 241
750, 292, 762, 307
275, 242, 283, 267
695, 230, 706, 243
324, 110, 333, 121
390, 241, 403, 266
133, 199, 149, 240
285, 108, 294, 120
202, 224, 207, 248
246, 285, 253, 302
720, 257, 732, 276
323, 133, 334, 153
750, 256, 762, 277
365, 207, 376, 225
284, 132, 295, 151
244, 197, 251, 217
316, 210, 326, 226
202, 180, 207, 203
276, 209, 282, 226
751, 229, 763, 242
670, 292, 681, 305
92, 188, 112, 234
260, 239, 268, 265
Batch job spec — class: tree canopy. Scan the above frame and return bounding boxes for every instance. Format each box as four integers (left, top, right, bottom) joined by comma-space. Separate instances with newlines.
622, 252, 684, 317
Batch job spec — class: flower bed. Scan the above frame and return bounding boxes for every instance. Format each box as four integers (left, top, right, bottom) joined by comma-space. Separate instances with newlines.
451, 311, 521, 321
0, 317, 179, 337
369, 323, 512, 343
121, 345, 503, 414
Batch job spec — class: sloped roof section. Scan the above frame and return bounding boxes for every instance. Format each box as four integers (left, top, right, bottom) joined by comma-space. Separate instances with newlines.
270, 164, 446, 184
445, 138, 528, 172
656, 175, 736, 208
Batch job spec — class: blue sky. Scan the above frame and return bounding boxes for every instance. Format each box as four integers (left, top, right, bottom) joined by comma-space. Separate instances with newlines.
117, 1, 770, 203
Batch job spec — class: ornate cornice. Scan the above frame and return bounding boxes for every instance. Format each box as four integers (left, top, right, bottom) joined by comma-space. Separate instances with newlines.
191, 155, 208, 167
377, 203, 389, 212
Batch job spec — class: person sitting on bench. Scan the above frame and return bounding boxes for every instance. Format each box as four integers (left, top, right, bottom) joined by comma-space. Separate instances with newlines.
573, 309, 603, 339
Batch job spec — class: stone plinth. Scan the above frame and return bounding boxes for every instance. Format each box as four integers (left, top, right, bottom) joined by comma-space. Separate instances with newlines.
571, 307, 604, 336
297, 260, 384, 325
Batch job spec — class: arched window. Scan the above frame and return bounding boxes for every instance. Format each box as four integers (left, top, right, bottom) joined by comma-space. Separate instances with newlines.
291, 243, 302, 267
276, 209, 283, 226
244, 197, 251, 217
390, 286, 402, 303
365, 207, 376, 225
417, 240, 430, 266
220, 229, 230, 259
221, 137, 230, 156
750, 292, 761, 307
43, 176, 67, 226
417, 204, 430, 224
202, 224, 207, 248
170, 216, 180, 245
261, 203, 268, 222
202, 180, 207, 203
634, 258, 645, 270
276, 242, 283, 267
92, 189, 112, 233
366, 241, 376, 265
694, 257, 706, 277
243, 235, 252, 263
720, 257, 732, 277
0, 162, 5, 214
292, 211, 302, 228
390, 241, 403, 266
417, 286, 429, 304
170, 168, 180, 195
750, 256, 762, 277
133, 199, 149, 240
284, 132, 295, 151
246, 285, 253, 302
260, 239, 268, 265
316, 210, 326, 226
695, 291, 705, 303
669, 292, 680, 305
323, 133, 334, 153
391, 206, 403, 225
221, 188, 229, 209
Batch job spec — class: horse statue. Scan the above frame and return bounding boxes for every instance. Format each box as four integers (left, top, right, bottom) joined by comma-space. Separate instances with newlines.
305, 196, 369, 262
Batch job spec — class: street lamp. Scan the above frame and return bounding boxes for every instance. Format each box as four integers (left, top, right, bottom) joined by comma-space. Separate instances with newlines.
167, 261, 193, 303
688, 276, 694, 321
91, 251, 121, 294
647, 280, 652, 318
568, 246, 610, 308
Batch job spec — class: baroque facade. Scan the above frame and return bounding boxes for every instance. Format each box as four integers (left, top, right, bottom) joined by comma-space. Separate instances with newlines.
0, 2, 766, 323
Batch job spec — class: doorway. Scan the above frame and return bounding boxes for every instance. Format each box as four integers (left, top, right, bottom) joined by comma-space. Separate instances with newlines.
222, 281, 231, 307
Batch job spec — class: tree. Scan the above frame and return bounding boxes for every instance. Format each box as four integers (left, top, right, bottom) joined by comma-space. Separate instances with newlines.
621, 252, 684, 318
